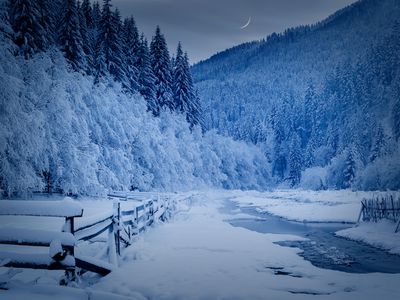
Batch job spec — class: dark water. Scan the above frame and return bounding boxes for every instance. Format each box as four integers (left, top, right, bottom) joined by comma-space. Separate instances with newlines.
223, 201, 400, 274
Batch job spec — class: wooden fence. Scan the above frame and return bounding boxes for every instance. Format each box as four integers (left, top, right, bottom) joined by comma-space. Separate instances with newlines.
0, 192, 174, 283
357, 195, 400, 233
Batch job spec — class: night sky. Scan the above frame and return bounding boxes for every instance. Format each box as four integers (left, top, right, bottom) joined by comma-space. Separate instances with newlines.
112, 0, 357, 63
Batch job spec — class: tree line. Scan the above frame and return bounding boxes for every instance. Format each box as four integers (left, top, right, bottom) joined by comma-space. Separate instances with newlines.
6, 0, 202, 127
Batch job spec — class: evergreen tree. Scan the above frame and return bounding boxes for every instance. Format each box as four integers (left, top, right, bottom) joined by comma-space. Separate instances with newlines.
8, 0, 47, 58
82, 0, 99, 74
150, 26, 173, 114
172, 42, 190, 113
343, 149, 356, 188
137, 34, 157, 113
58, 0, 86, 71
77, 0, 92, 73
393, 99, 400, 141
91, 1, 101, 28
36, 0, 54, 45
96, 1, 128, 86
370, 125, 387, 162
187, 88, 203, 129
122, 16, 139, 93
183, 52, 202, 128
288, 134, 302, 186
81, 0, 93, 29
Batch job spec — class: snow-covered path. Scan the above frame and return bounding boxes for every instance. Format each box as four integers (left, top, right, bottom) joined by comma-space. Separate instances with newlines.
94, 191, 400, 300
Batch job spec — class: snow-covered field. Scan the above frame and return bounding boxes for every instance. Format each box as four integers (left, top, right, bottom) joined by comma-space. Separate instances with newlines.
1, 190, 400, 299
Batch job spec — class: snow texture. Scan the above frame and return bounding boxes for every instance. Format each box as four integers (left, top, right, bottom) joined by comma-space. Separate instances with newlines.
0, 199, 83, 217
231, 189, 400, 223
92, 191, 400, 300
336, 220, 400, 255
0, 227, 75, 247
1, 191, 400, 299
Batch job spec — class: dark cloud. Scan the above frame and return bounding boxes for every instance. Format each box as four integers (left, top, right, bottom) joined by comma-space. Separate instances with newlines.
111, 0, 357, 63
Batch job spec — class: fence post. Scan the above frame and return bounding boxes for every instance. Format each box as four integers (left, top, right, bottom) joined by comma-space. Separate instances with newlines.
62, 216, 75, 284
357, 201, 364, 223
113, 201, 121, 256
396, 219, 400, 233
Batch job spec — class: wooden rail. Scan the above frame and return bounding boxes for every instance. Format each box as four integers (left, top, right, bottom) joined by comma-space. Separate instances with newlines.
0, 192, 174, 282
357, 195, 400, 233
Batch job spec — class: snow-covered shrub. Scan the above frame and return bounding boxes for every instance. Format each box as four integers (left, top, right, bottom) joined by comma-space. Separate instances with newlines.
300, 166, 327, 190
355, 152, 400, 191
325, 149, 362, 190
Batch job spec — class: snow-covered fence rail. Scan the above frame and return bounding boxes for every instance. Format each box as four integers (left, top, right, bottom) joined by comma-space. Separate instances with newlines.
0, 193, 174, 281
357, 196, 400, 233
0, 200, 82, 272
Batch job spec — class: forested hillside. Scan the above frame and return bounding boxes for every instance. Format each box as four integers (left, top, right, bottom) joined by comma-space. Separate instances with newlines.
192, 0, 400, 190
0, 0, 271, 196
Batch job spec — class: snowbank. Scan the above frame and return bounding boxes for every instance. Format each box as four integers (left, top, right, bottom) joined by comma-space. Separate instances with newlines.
336, 220, 400, 255
231, 189, 374, 223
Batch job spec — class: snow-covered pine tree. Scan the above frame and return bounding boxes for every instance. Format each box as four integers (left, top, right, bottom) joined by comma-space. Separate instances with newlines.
343, 149, 356, 188
137, 34, 157, 113
91, 1, 101, 28
81, 0, 93, 29
8, 0, 47, 58
96, 1, 128, 87
81, 0, 99, 74
77, 0, 94, 74
122, 16, 139, 93
59, 0, 86, 71
172, 42, 190, 113
288, 133, 303, 186
36, 0, 54, 46
183, 52, 203, 128
150, 26, 174, 114
393, 99, 400, 141
0, 0, 12, 40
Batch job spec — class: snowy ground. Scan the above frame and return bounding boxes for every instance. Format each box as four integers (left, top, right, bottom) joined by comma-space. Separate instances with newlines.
1, 190, 400, 299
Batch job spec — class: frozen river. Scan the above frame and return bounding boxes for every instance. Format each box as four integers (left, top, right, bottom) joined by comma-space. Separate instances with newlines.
226, 202, 400, 274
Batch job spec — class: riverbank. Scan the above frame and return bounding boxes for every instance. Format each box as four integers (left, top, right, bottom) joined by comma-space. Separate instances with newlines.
230, 189, 400, 254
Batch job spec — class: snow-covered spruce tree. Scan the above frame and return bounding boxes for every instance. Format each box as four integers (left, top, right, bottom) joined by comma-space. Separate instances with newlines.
96, 0, 128, 87
172, 44, 202, 128
172, 42, 190, 113
288, 133, 303, 186
184, 52, 203, 128
8, 0, 47, 58
91, 1, 101, 28
77, 0, 93, 74
58, 0, 86, 71
343, 149, 356, 188
122, 16, 139, 93
393, 99, 400, 141
150, 26, 174, 115
0, 0, 12, 39
36, 0, 54, 45
369, 125, 387, 162
82, 0, 100, 75
81, 0, 93, 29
137, 34, 157, 113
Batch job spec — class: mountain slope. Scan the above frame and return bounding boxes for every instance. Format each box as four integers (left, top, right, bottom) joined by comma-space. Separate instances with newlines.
192, 0, 400, 190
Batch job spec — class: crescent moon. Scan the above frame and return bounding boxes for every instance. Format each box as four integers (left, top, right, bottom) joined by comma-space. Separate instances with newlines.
240, 17, 251, 29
